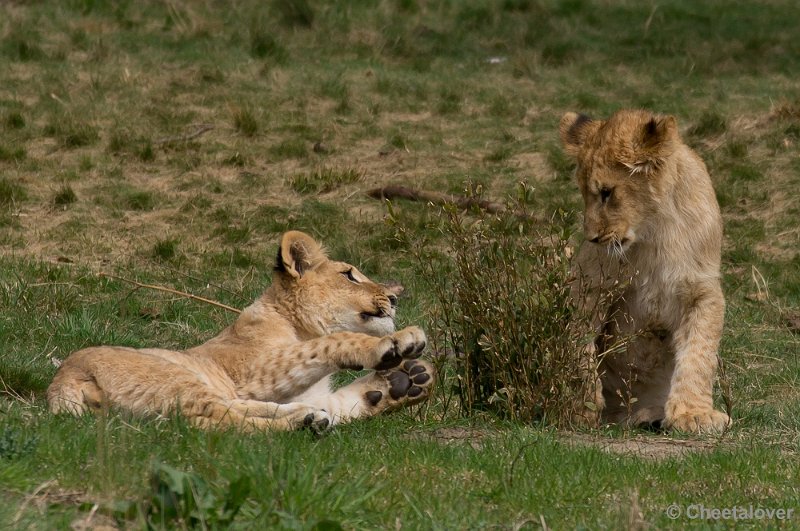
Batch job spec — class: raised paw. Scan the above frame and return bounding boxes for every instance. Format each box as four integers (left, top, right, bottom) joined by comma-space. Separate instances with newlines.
373, 326, 427, 370
299, 409, 332, 434
664, 408, 730, 434
364, 359, 435, 413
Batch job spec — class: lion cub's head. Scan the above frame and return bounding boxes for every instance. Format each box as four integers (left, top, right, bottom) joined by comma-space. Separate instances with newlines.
560, 109, 680, 251
272, 230, 401, 337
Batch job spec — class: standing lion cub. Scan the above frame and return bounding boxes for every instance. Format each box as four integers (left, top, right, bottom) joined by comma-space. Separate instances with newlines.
48, 230, 434, 431
561, 109, 730, 433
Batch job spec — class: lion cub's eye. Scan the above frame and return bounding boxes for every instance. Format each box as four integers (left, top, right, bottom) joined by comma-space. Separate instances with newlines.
342, 269, 359, 283
599, 187, 613, 203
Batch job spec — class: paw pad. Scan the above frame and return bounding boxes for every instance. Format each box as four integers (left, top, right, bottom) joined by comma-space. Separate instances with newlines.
375, 343, 402, 370
388, 371, 411, 399
365, 390, 383, 406
301, 411, 331, 433
369, 359, 434, 409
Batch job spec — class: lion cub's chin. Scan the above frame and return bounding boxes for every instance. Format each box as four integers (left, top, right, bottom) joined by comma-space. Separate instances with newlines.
617, 228, 637, 251
334, 315, 396, 337
361, 316, 396, 337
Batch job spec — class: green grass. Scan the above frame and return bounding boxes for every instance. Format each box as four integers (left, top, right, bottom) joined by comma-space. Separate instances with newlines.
0, 0, 799, 528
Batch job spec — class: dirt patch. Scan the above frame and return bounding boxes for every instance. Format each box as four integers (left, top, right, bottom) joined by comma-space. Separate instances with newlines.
560, 432, 719, 460
509, 152, 553, 182
410, 426, 494, 450
411, 427, 721, 459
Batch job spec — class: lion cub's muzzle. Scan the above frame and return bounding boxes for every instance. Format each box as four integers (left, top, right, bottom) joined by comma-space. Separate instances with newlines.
587, 228, 636, 251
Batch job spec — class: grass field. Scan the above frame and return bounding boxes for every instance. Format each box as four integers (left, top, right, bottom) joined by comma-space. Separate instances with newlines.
1, 0, 799, 528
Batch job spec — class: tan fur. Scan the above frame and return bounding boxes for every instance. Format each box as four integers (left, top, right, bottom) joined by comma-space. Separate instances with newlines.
48, 231, 434, 432
561, 109, 730, 433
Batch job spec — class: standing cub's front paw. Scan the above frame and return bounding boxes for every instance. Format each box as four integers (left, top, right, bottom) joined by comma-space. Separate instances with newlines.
664, 409, 730, 434
372, 326, 427, 370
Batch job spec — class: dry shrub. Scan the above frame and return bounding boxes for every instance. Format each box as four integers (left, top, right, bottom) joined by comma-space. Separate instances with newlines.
391, 188, 596, 426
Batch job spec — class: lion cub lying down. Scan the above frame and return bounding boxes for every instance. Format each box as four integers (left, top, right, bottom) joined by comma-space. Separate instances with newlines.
561, 109, 730, 433
48, 231, 434, 432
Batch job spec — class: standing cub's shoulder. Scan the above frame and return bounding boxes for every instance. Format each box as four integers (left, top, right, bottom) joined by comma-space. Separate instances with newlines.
561, 109, 729, 433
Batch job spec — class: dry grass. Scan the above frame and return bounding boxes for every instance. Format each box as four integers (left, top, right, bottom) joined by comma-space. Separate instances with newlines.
1, 1, 799, 528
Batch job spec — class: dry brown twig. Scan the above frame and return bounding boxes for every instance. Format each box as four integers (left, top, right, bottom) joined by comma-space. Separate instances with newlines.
99, 272, 242, 314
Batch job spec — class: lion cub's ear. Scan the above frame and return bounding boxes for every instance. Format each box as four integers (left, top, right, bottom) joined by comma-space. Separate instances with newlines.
275, 231, 327, 278
630, 115, 679, 175
559, 112, 601, 157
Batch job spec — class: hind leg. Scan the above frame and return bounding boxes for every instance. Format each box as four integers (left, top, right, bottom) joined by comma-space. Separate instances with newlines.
294, 360, 435, 425
48, 363, 105, 415
193, 399, 331, 432
48, 347, 331, 432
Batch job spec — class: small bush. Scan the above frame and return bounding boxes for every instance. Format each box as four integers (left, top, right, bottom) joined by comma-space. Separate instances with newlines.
153, 238, 179, 261
249, 26, 288, 62
436, 89, 462, 115
0, 145, 26, 162
0, 178, 27, 207
223, 152, 249, 166
688, 110, 728, 138
216, 223, 252, 244
232, 107, 259, 136
210, 248, 254, 268
45, 115, 100, 148
137, 142, 155, 162
107, 128, 155, 161
199, 66, 225, 84
3, 31, 44, 61
288, 167, 363, 194
483, 145, 513, 163
180, 194, 213, 212
122, 189, 156, 211
4, 111, 26, 130
392, 188, 595, 425
273, 0, 314, 28
79, 156, 94, 171
61, 122, 99, 147
269, 138, 307, 160
53, 185, 78, 206
107, 129, 129, 153
387, 132, 409, 151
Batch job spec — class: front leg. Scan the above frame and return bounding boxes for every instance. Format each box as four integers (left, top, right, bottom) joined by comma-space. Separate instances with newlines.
305, 326, 427, 371
238, 327, 427, 401
664, 286, 730, 433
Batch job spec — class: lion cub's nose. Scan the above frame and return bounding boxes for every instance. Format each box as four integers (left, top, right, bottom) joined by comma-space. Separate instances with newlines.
388, 294, 398, 307
588, 235, 601, 244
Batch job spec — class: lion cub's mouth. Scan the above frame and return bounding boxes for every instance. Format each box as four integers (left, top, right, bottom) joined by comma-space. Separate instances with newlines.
593, 231, 635, 251
360, 309, 389, 321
